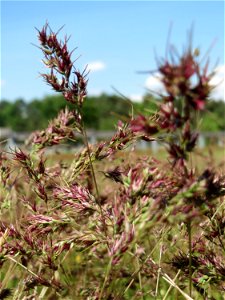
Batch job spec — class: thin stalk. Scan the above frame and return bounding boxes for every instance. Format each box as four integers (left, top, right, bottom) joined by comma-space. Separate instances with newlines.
99, 258, 112, 300
13, 275, 27, 300
214, 216, 225, 252
155, 243, 163, 298
81, 118, 108, 244
1, 260, 17, 290
162, 270, 181, 300
119, 250, 191, 300
39, 287, 49, 299
123, 278, 135, 295
131, 255, 194, 300
211, 200, 225, 221
121, 226, 170, 298
187, 220, 192, 297
7, 256, 40, 279
81, 123, 100, 200
162, 273, 194, 300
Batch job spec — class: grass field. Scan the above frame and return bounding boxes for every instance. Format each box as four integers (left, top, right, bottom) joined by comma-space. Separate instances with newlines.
47, 145, 225, 173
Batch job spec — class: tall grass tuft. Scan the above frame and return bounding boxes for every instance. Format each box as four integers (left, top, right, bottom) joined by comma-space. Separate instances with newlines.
0, 23, 224, 299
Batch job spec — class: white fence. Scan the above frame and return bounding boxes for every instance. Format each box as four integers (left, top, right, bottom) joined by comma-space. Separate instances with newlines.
0, 127, 224, 152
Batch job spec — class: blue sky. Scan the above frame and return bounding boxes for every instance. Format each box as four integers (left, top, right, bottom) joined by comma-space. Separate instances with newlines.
1, 1, 224, 102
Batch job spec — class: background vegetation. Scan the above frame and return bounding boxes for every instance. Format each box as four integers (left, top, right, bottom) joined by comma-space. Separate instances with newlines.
0, 94, 224, 132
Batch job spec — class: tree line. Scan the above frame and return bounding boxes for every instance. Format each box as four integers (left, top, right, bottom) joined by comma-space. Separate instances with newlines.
0, 93, 224, 132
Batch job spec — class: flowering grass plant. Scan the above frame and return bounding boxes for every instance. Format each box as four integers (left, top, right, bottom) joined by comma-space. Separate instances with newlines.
0, 24, 224, 299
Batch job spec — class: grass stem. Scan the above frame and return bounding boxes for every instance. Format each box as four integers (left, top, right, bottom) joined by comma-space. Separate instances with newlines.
187, 220, 192, 297
81, 119, 108, 244
162, 270, 181, 300
155, 243, 163, 298
99, 258, 112, 300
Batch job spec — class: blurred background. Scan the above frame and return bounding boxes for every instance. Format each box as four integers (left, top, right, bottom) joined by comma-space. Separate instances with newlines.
1, 0, 224, 150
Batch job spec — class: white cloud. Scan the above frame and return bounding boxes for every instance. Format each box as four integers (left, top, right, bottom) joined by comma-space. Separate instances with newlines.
209, 65, 224, 101
145, 73, 165, 95
86, 61, 106, 72
129, 94, 143, 102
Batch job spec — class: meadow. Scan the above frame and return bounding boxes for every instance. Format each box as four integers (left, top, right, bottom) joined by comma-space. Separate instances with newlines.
0, 23, 224, 300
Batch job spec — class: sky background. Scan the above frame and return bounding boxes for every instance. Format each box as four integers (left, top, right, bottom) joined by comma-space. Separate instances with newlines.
1, 0, 224, 102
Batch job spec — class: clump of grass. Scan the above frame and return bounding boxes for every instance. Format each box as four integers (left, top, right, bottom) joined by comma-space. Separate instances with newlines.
0, 23, 224, 299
